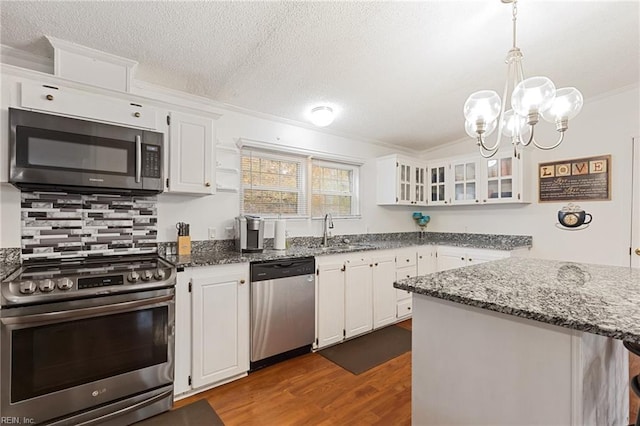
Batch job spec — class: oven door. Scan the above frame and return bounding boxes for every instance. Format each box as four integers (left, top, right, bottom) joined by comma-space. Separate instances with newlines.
0, 288, 174, 425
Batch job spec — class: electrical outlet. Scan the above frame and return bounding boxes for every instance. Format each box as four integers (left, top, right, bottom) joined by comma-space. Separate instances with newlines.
225, 226, 234, 238
208, 227, 216, 240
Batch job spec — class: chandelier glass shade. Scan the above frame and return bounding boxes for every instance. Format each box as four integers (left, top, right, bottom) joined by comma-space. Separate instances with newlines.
463, 0, 583, 158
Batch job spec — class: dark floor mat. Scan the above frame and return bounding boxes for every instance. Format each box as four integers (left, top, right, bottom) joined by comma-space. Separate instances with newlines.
317, 325, 411, 375
134, 399, 224, 426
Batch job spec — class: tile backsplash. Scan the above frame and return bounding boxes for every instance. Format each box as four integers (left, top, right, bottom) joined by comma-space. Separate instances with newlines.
21, 191, 157, 260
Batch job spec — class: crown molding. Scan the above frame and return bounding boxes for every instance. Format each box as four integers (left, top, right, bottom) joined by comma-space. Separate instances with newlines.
0, 45, 53, 74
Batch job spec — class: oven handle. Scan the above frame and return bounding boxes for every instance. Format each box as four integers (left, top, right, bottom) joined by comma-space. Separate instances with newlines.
48, 386, 173, 426
135, 135, 142, 183
0, 294, 173, 325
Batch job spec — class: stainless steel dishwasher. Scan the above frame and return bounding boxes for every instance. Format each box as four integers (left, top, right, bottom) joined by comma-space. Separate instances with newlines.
250, 257, 315, 371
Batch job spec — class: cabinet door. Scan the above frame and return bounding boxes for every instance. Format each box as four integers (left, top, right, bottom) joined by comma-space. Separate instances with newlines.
344, 258, 373, 338
396, 161, 413, 205
413, 163, 428, 206
372, 254, 397, 329
168, 111, 215, 194
316, 262, 346, 348
417, 246, 437, 275
428, 163, 449, 205
482, 152, 520, 203
451, 158, 480, 205
436, 247, 468, 271
174, 272, 192, 396
191, 271, 249, 389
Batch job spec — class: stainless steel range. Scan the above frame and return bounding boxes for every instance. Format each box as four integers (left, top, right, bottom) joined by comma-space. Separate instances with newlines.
0, 255, 176, 425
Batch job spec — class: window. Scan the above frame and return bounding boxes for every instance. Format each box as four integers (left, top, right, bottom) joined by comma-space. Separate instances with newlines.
240, 148, 360, 218
311, 160, 358, 217
241, 149, 306, 217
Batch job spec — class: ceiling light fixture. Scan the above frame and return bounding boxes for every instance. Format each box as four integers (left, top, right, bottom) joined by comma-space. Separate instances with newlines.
310, 106, 335, 127
463, 0, 583, 158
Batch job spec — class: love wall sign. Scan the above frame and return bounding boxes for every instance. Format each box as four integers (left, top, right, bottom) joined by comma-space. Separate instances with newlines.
538, 155, 611, 202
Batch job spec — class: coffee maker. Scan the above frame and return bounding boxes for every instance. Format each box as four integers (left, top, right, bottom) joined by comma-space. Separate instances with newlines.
235, 215, 265, 253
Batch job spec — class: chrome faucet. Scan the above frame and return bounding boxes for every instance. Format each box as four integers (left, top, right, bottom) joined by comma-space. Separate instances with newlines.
323, 213, 334, 246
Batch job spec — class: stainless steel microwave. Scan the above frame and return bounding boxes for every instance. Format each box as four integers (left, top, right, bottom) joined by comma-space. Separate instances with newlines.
9, 108, 164, 194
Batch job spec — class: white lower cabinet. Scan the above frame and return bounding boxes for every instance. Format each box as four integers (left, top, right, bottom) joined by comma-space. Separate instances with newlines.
372, 253, 398, 329
316, 260, 346, 348
344, 257, 373, 339
316, 251, 397, 349
436, 246, 511, 272
174, 263, 249, 398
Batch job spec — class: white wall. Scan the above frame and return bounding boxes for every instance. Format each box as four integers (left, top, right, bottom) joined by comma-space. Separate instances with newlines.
420, 86, 640, 267
156, 107, 421, 243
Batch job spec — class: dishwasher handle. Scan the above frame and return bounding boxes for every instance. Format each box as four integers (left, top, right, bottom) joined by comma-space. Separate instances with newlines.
250, 257, 315, 282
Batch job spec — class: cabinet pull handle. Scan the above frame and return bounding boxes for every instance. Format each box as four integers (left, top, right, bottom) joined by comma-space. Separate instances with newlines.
134, 112, 141, 118
45, 94, 54, 101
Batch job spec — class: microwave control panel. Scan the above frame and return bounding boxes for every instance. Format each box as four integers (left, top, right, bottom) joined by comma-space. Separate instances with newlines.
142, 144, 162, 178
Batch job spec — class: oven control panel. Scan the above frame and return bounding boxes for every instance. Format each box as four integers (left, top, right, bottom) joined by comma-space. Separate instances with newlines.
1, 258, 176, 306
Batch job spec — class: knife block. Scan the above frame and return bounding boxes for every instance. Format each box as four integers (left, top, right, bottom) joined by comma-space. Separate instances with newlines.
177, 236, 191, 255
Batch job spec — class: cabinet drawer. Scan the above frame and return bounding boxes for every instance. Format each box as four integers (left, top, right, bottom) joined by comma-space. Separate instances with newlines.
396, 253, 416, 267
396, 265, 416, 281
21, 82, 157, 129
396, 288, 412, 302
397, 298, 412, 318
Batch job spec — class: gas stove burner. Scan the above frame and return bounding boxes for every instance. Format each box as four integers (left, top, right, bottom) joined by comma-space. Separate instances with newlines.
1, 255, 176, 307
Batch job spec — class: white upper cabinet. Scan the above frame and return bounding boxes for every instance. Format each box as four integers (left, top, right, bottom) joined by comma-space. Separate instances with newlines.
20, 81, 157, 129
427, 161, 450, 206
451, 157, 481, 205
480, 150, 525, 203
377, 154, 428, 206
167, 111, 215, 195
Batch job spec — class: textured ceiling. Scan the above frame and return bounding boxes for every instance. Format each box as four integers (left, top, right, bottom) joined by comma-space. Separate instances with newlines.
1, 1, 638, 151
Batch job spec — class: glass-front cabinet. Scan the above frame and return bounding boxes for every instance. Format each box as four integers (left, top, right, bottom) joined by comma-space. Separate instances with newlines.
376, 154, 427, 206
451, 157, 480, 204
482, 151, 520, 203
428, 162, 449, 205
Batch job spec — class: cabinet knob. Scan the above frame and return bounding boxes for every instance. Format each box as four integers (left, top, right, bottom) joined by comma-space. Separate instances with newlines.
205, 182, 211, 187
406, 275, 410, 278
475, 199, 479, 203
468, 258, 473, 262
240, 279, 245, 284
635, 248, 640, 256
406, 259, 410, 262
444, 201, 448, 204
419, 255, 422, 259
45, 94, 54, 101
134, 112, 141, 118
461, 257, 465, 260
375, 263, 378, 266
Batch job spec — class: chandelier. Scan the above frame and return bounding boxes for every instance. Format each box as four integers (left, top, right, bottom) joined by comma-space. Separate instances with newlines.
463, 0, 583, 158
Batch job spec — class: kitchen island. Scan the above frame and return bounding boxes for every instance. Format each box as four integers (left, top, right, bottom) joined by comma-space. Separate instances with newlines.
395, 257, 640, 426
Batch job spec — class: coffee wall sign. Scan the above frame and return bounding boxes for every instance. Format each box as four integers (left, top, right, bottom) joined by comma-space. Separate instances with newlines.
538, 155, 611, 202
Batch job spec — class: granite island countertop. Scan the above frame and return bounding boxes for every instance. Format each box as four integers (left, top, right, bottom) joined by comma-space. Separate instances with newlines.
394, 257, 640, 344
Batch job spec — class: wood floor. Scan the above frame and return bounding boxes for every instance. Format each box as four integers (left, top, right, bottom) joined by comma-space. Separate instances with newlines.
175, 320, 412, 426
631, 352, 640, 424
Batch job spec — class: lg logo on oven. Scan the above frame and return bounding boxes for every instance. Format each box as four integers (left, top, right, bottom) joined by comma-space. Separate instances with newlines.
91, 388, 107, 397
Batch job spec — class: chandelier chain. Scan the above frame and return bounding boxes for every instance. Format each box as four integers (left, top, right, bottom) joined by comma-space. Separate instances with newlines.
512, 1, 518, 49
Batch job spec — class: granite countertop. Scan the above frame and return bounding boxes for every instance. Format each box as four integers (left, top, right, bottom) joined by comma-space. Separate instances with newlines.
166, 234, 532, 268
394, 257, 640, 343
0, 232, 532, 279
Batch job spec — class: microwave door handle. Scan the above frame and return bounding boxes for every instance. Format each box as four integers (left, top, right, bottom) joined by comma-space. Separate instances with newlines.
135, 135, 142, 183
